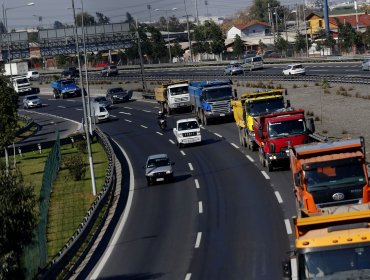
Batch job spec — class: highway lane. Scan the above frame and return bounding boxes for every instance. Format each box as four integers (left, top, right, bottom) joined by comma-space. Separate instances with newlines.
31, 94, 291, 279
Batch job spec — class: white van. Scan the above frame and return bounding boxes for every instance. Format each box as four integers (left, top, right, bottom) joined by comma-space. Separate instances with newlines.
243, 56, 264, 71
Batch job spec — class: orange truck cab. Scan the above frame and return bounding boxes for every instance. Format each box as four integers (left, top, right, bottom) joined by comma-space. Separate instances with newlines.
289, 137, 370, 216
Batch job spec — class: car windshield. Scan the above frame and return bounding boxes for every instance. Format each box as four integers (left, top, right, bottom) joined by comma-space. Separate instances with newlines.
178, 121, 199, 131
247, 98, 285, 117
294, 65, 303, 69
231, 63, 241, 67
204, 87, 232, 101
109, 88, 123, 93
169, 86, 188, 96
26, 95, 38, 100
304, 159, 366, 192
147, 157, 170, 168
16, 78, 28, 84
299, 244, 370, 279
268, 119, 306, 138
95, 97, 107, 102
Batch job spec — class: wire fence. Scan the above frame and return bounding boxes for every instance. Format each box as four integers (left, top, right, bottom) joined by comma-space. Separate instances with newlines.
23, 131, 61, 279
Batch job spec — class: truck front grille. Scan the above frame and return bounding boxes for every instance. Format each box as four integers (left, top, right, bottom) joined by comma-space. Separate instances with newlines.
174, 96, 189, 103
209, 100, 231, 114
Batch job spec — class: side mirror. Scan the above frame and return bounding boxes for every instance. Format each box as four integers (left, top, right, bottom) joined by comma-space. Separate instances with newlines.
294, 172, 301, 186
307, 118, 315, 133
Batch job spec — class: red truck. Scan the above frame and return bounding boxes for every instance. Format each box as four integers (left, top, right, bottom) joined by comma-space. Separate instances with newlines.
254, 109, 315, 171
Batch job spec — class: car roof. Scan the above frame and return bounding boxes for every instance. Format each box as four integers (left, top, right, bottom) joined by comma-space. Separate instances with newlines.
108, 87, 124, 90
288, 63, 303, 67
147, 154, 169, 160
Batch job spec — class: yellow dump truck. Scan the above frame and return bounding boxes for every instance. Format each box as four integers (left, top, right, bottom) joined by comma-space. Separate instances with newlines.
284, 207, 370, 279
154, 80, 191, 115
231, 89, 289, 150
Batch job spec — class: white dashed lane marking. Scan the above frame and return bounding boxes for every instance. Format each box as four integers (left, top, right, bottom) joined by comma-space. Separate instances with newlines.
231, 143, 239, 149
119, 111, 131, 115
110, 115, 117, 118
124, 119, 132, 123
195, 179, 200, 189
275, 191, 283, 203
188, 163, 194, 171
124, 106, 132, 109
142, 109, 151, 113
198, 201, 203, 214
214, 132, 222, 138
261, 171, 270, 180
156, 132, 163, 135
169, 139, 175, 144
180, 150, 186, 156
140, 125, 148, 128
195, 232, 202, 248
76, 108, 83, 111
285, 219, 293, 235
185, 273, 191, 280
58, 106, 66, 109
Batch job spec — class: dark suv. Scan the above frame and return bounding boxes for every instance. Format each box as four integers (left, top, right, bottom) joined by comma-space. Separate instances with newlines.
61, 67, 79, 78
101, 65, 118, 77
106, 87, 133, 104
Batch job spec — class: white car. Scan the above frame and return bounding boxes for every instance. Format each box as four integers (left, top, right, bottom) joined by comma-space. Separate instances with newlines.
362, 58, 370, 71
27, 70, 40, 80
173, 118, 202, 148
282, 64, 306, 76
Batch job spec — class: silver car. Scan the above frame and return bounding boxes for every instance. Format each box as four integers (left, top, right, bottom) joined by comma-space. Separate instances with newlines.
23, 94, 42, 109
224, 62, 244, 75
362, 58, 370, 71
145, 154, 174, 186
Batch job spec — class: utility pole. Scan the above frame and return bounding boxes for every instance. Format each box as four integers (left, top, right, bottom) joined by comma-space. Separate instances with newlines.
195, 0, 199, 24
302, 2, 309, 57
136, 20, 147, 93
275, 7, 279, 37
184, 0, 193, 62
147, 5, 152, 23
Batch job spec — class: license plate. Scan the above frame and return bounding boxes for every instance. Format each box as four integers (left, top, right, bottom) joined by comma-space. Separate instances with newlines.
220, 113, 225, 116
156, 178, 164, 182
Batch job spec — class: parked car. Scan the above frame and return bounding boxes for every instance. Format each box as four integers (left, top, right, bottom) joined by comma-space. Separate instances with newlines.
61, 67, 79, 78
90, 96, 112, 109
101, 65, 118, 77
362, 58, 370, 71
224, 62, 244, 75
144, 154, 174, 186
282, 64, 306, 76
26, 70, 40, 80
106, 87, 133, 104
23, 94, 42, 109
263, 50, 280, 58
244, 50, 257, 58
243, 56, 264, 71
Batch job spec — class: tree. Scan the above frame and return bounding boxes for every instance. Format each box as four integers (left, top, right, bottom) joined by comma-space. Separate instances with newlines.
294, 31, 307, 54
75, 12, 96, 27
96, 12, 110, 24
233, 35, 245, 59
125, 12, 135, 25
0, 166, 37, 279
258, 39, 267, 54
249, 0, 282, 22
274, 35, 288, 55
0, 76, 18, 150
171, 41, 184, 59
192, 20, 225, 57
147, 25, 166, 63
0, 21, 6, 34
53, 20, 65, 29
363, 27, 370, 51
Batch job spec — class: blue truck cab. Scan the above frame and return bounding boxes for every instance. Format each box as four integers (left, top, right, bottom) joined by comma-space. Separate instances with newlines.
189, 80, 233, 125
51, 79, 81, 99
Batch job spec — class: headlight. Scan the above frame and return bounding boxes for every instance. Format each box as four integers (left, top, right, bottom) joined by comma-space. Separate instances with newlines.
197, 131, 201, 135
166, 170, 172, 174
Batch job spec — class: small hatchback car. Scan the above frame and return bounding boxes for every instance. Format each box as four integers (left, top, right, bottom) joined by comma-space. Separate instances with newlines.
362, 58, 370, 71
101, 65, 118, 77
145, 154, 174, 186
224, 62, 244, 75
282, 64, 306, 76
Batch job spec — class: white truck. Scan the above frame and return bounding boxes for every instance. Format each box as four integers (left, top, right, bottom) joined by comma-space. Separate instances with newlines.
154, 80, 192, 115
4, 62, 28, 76
11, 76, 32, 95
173, 118, 202, 148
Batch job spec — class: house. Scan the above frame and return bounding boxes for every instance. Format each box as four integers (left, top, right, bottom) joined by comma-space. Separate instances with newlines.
226, 20, 271, 39
306, 12, 370, 38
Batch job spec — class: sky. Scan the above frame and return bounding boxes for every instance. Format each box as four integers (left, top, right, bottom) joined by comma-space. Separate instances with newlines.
2, 0, 293, 30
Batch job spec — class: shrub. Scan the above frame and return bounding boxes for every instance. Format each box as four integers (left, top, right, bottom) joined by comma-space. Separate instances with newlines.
303, 84, 308, 87
63, 154, 86, 181
342, 129, 348, 134
324, 89, 331, 94
321, 78, 330, 89
315, 116, 320, 121
75, 140, 87, 154
292, 84, 298, 88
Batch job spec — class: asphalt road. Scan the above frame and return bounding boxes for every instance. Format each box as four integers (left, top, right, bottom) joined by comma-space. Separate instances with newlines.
25, 93, 292, 279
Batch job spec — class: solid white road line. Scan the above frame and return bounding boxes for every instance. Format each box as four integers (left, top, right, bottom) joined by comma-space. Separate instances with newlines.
195, 179, 200, 189
156, 132, 163, 135
246, 155, 255, 162
274, 191, 283, 203
195, 232, 202, 248
119, 111, 131, 115
284, 219, 293, 235
188, 163, 194, 171
140, 125, 148, 128
214, 132, 222, 138
90, 140, 135, 279
198, 201, 203, 214
231, 143, 239, 149
124, 119, 132, 123
261, 171, 270, 180
169, 139, 175, 144
180, 150, 186, 156
185, 273, 192, 280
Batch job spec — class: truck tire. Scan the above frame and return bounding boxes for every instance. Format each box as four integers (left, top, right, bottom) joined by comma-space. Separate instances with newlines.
53, 89, 59, 99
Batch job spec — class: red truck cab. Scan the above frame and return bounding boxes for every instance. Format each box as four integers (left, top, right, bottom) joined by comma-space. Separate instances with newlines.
254, 109, 314, 171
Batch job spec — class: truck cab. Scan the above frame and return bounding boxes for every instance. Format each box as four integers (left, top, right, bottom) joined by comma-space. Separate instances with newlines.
173, 118, 202, 148
290, 137, 370, 216
254, 109, 314, 171
51, 79, 81, 99
11, 76, 32, 95
154, 81, 191, 114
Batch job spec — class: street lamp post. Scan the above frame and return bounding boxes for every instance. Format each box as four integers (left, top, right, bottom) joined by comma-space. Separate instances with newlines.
2, 2, 34, 79
155, 8, 177, 63
183, 0, 193, 62
71, 0, 97, 196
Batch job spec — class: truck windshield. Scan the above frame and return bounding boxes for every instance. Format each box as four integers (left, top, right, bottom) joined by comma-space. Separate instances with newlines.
247, 98, 285, 116
268, 119, 306, 138
169, 86, 188, 96
16, 78, 29, 84
299, 244, 370, 279
178, 121, 199, 131
204, 87, 232, 101
304, 160, 366, 191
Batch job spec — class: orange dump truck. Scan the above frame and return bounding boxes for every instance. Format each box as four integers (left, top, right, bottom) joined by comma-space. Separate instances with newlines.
289, 137, 370, 217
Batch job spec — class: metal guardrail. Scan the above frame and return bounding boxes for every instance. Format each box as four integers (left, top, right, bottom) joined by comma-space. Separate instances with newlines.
36, 128, 116, 279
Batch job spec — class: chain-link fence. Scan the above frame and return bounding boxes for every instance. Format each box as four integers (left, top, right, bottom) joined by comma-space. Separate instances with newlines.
23, 131, 61, 279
